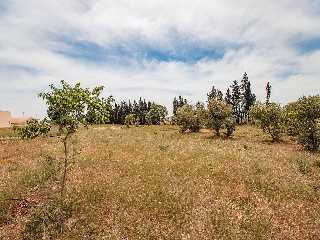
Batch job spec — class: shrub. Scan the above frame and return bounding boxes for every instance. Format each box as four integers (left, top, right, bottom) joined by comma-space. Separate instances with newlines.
250, 102, 285, 142
285, 95, 320, 151
124, 114, 135, 128
175, 105, 201, 133
207, 99, 234, 137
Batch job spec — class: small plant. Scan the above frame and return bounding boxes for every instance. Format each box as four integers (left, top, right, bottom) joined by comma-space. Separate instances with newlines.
314, 160, 320, 168
20, 158, 57, 188
23, 198, 73, 240
297, 158, 310, 174
124, 114, 135, 128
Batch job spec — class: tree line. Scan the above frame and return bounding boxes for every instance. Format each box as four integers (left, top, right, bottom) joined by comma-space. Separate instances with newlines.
109, 98, 167, 126
172, 73, 320, 152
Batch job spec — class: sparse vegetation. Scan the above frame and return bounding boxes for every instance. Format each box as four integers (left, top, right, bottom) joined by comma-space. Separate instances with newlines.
1, 125, 319, 239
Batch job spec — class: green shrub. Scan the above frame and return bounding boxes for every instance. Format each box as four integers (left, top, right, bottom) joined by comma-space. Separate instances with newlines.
285, 95, 320, 151
207, 99, 234, 137
250, 102, 285, 142
297, 158, 310, 174
176, 105, 201, 133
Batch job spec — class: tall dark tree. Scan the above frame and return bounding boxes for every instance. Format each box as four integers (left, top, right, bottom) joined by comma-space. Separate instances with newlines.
266, 82, 272, 104
240, 72, 256, 120
225, 88, 232, 105
173, 95, 188, 116
207, 86, 223, 102
230, 80, 242, 123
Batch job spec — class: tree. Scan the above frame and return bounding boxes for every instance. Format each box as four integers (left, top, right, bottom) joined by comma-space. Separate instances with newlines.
207, 86, 223, 102
14, 118, 52, 139
175, 105, 201, 133
38, 80, 113, 196
286, 95, 320, 151
124, 114, 135, 128
266, 82, 272, 104
240, 72, 256, 121
225, 88, 232, 105
207, 99, 234, 137
230, 80, 242, 123
250, 101, 284, 142
146, 104, 168, 125
173, 95, 188, 117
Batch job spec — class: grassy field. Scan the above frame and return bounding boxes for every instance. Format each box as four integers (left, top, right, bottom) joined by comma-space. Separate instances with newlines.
0, 124, 319, 239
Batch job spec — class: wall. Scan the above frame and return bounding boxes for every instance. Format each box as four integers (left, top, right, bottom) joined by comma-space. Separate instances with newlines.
0, 110, 11, 128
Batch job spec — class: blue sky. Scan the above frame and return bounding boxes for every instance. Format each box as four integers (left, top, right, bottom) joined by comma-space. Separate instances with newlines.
1, 0, 320, 118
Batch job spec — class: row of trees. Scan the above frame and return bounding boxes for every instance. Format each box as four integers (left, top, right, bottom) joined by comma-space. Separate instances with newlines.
173, 72, 256, 136
173, 73, 320, 151
109, 98, 167, 126
251, 96, 320, 151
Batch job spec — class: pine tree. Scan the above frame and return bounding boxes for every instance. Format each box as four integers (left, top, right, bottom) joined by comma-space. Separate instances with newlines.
173, 95, 188, 116
225, 88, 232, 105
207, 86, 223, 102
230, 80, 242, 123
240, 72, 256, 121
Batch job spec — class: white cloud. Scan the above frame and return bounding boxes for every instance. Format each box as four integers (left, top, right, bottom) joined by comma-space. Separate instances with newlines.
0, 0, 320, 118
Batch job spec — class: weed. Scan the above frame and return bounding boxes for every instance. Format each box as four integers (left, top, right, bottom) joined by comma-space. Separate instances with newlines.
20, 158, 57, 188
297, 158, 310, 174
22, 197, 73, 240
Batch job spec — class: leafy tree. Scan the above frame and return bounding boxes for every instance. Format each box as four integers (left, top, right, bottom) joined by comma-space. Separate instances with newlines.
146, 104, 168, 125
207, 99, 234, 137
124, 114, 135, 128
250, 101, 285, 142
14, 118, 52, 139
286, 95, 320, 151
38, 80, 113, 196
284, 101, 300, 136
175, 105, 201, 133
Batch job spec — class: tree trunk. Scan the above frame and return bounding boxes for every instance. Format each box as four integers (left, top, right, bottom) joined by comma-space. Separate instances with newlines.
61, 133, 70, 197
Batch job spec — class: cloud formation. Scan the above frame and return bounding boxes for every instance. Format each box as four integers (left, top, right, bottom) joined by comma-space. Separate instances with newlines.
1, 0, 320, 118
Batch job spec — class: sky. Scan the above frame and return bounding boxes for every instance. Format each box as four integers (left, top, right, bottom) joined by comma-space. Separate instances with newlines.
1, 0, 320, 119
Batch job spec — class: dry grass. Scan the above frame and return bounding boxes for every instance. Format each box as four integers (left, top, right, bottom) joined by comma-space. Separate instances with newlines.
0, 125, 319, 239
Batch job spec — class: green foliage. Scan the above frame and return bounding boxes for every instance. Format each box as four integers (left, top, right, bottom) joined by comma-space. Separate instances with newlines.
173, 95, 188, 117
176, 105, 201, 133
297, 158, 310, 174
295, 95, 320, 151
241, 72, 256, 120
224, 116, 236, 137
23, 198, 73, 240
20, 160, 57, 188
146, 104, 168, 125
207, 86, 223, 102
285, 95, 320, 151
207, 99, 234, 136
125, 114, 135, 128
13, 118, 52, 139
39, 80, 113, 133
284, 101, 300, 136
250, 102, 285, 142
